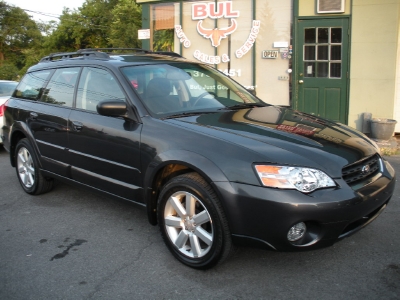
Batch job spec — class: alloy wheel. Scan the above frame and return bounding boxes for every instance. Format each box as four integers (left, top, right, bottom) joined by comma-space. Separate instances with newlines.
164, 191, 213, 258
17, 147, 35, 188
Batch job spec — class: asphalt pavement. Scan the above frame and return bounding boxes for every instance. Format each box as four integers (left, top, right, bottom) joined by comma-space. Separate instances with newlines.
0, 146, 399, 300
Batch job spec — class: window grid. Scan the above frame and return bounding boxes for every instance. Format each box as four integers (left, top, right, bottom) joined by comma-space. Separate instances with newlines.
303, 27, 342, 79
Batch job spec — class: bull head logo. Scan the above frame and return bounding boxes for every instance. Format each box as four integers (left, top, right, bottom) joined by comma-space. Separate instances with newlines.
197, 19, 237, 47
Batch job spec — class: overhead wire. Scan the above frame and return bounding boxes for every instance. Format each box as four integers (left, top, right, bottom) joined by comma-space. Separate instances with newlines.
15, 8, 111, 30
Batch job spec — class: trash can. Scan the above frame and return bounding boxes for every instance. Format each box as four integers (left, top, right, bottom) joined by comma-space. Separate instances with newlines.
370, 118, 397, 140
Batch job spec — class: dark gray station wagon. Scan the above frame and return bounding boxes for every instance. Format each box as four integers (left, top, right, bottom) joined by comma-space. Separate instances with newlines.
2, 49, 396, 269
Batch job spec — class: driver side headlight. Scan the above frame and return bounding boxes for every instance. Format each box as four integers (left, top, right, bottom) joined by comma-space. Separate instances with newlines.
254, 165, 336, 193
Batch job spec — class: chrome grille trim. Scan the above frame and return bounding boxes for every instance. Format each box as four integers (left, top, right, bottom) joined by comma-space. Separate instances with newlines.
342, 154, 381, 185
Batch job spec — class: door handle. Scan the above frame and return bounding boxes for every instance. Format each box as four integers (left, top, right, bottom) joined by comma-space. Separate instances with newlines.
298, 80, 304, 84
71, 121, 83, 132
29, 112, 38, 119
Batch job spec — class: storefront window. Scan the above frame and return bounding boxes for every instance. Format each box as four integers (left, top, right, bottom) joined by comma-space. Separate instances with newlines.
151, 3, 178, 51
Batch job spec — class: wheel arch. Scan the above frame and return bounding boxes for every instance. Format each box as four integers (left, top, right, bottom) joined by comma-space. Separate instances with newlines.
144, 150, 229, 225
9, 122, 39, 168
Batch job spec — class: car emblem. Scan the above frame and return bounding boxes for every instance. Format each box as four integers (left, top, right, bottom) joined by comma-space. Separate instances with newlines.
362, 164, 370, 174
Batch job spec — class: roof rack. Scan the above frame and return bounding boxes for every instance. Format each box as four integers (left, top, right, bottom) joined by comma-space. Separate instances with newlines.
77, 48, 151, 54
39, 48, 183, 62
40, 50, 109, 62
153, 51, 183, 58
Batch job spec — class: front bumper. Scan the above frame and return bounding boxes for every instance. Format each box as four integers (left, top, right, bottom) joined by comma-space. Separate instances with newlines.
213, 160, 396, 251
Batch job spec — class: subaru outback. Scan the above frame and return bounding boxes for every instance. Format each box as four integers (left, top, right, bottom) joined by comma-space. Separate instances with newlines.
1, 48, 395, 269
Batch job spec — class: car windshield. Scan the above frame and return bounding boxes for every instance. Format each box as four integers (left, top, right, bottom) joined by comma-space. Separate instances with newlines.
0, 81, 18, 97
121, 63, 265, 118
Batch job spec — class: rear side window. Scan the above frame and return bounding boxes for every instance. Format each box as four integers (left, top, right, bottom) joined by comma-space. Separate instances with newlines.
76, 67, 125, 112
14, 70, 52, 100
40, 67, 80, 107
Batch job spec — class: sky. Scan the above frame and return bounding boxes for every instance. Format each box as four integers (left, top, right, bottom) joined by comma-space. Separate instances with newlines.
5, 0, 87, 22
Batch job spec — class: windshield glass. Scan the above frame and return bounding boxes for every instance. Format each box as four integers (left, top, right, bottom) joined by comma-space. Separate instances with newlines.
121, 63, 264, 118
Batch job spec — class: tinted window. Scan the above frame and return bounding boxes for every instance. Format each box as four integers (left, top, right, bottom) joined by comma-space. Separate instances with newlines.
41, 68, 80, 107
76, 67, 125, 112
121, 63, 260, 117
14, 71, 52, 100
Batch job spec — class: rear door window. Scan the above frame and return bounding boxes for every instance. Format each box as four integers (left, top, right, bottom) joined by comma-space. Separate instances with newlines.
40, 67, 81, 107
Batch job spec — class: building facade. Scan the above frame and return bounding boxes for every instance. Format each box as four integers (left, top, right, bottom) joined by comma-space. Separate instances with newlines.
138, 0, 400, 133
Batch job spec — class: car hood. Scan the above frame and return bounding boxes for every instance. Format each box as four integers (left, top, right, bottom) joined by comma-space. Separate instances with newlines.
167, 106, 378, 177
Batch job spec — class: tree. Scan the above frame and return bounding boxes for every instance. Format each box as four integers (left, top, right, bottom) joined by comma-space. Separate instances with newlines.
153, 29, 174, 52
43, 8, 86, 52
0, 63, 18, 80
0, 0, 144, 78
109, 0, 142, 48
0, 1, 42, 72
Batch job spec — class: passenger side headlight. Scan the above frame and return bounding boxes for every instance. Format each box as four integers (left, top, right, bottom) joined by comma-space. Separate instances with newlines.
254, 165, 336, 193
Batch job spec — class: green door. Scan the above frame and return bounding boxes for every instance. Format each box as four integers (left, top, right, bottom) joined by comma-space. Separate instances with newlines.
295, 19, 349, 124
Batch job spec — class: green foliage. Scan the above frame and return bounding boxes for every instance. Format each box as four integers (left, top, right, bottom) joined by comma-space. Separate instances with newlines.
0, 0, 144, 77
0, 1, 43, 78
0, 63, 19, 80
109, 0, 142, 48
153, 29, 174, 52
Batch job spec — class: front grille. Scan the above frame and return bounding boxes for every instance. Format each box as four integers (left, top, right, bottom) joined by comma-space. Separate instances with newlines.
342, 154, 381, 185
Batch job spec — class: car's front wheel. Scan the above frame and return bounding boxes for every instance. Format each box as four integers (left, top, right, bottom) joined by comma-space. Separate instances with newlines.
157, 172, 232, 269
15, 138, 54, 195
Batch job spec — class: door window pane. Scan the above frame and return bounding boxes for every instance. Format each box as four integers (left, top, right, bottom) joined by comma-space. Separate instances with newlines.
331, 28, 342, 43
318, 28, 329, 43
304, 28, 316, 43
304, 62, 315, 77
317, 62, 329, 77
304, 46, 316, 60
77, 67, 125, 112
41, 68, 80, 106
331, 45, 341, 60
14, 70, 52, 100
302, 26, 343, 79
317, 45, 329, 60
330, 63, 341, 78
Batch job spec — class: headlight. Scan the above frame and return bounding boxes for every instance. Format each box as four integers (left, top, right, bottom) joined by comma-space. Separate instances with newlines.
254, 165, 336, 193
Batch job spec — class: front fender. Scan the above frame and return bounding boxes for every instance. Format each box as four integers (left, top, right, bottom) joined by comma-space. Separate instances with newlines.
143, 149, 229, 225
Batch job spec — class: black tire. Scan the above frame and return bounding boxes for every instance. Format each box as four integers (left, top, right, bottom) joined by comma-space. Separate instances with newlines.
157, 172, 232, 269
15, 138, 54, 195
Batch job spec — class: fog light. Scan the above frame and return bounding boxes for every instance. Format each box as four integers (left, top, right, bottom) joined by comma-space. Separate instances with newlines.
287, 222, 306, 242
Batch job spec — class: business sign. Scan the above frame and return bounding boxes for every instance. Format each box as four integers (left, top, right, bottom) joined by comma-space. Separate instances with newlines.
174, 1, 260, 65
138, 29, 150, 40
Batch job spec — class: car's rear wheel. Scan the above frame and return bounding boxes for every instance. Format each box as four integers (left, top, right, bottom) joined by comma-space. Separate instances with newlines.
157, 172, 231, 269
15, 138, 53, 195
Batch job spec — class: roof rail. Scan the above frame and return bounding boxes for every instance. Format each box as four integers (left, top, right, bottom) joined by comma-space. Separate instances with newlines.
153, 51, 183, 58
39, 48, 183, 62
40, 50, 109, 62
78, 48, 151, 54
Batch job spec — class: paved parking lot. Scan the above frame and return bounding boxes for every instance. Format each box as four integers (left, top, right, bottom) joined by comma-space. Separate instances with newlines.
0, 146, 399, 300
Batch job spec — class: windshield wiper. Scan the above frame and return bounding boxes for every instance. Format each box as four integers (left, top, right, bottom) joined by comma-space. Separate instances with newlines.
220, 103, 267, 110
163, 111, 217, 119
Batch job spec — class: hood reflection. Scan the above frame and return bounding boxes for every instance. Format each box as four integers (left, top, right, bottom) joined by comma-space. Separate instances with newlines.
190, 106, 377, 159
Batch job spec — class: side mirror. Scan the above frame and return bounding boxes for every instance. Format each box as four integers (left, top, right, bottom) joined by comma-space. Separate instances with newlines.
97, 100, 128, 118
